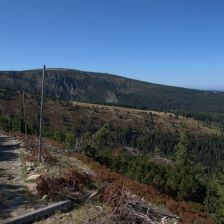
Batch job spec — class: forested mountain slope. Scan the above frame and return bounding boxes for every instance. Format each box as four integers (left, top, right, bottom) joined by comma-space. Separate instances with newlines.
0, 85, 224, 222
1, 68, 224, 113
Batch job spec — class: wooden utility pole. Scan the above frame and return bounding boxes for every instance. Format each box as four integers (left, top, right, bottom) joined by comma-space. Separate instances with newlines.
19, 105, 22, 133
38, 65, 46, 163
23, 91, 27, 145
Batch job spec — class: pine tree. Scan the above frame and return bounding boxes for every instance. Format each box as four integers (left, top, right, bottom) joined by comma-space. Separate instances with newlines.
205, 164, 224, 223
65, 132, 76, 149
168, 131, 204, 201
53, 129, 65, 143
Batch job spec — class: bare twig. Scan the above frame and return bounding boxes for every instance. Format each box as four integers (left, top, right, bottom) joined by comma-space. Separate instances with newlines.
102, 184, 125, 224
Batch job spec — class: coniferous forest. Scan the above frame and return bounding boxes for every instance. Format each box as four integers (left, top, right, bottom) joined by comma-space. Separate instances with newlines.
0, 86, 224, 223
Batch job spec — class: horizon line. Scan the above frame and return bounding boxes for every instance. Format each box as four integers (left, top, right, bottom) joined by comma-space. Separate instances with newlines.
0, 66, 223, 92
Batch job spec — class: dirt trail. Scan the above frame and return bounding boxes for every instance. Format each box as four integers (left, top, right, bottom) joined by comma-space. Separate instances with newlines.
0, 135, 44, 221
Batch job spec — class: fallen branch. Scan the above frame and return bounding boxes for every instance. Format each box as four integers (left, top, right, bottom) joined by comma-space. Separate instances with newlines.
127, 200, 180, 220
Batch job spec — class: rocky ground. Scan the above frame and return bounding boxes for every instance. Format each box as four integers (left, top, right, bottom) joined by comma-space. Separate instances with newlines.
0, 134, 48, 222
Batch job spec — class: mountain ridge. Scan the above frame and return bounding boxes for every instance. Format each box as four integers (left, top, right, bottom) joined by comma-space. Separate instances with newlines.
1, 67, 216, 90
1, 68, 224, 113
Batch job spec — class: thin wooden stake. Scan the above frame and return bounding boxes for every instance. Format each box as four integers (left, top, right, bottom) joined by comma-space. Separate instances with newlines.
38, 65, 46, 163
23, 91, 27, 145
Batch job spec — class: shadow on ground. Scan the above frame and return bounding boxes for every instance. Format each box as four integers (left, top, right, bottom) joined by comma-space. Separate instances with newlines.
0, 135, 20, 161
0, 183, 38, 220
0, 135, 39, 220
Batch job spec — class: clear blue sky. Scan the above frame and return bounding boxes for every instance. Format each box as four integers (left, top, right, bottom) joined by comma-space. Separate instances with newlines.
1, 0, 224, 89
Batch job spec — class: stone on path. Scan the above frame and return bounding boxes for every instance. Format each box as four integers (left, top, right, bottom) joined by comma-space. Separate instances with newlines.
26, 174, 41, 181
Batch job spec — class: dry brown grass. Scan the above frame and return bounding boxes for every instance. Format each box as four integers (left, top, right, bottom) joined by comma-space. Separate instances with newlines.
0, 93, 219, 139
71, 101, 219, 136
36, 169, 95, 200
